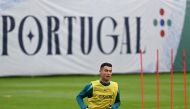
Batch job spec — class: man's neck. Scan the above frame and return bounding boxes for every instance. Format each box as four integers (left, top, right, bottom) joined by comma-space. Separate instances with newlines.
100, 80, 110, 86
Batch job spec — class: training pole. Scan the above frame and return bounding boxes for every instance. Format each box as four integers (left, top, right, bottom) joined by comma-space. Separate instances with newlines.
170, 49, 174, 109
140, 49, 144, 109
182, 48, 188, 109
156, 49, 160, 109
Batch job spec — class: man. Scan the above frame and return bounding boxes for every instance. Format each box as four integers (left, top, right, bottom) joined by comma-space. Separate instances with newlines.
76, 62, 120, 109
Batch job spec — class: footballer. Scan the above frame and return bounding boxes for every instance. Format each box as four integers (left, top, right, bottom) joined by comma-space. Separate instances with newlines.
76, 62, 120, 109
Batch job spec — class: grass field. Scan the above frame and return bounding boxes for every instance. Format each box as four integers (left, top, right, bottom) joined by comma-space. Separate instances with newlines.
0, 73, 190, 109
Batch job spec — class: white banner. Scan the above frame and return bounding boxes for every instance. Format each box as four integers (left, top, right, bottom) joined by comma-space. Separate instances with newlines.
0, 0, 186, 76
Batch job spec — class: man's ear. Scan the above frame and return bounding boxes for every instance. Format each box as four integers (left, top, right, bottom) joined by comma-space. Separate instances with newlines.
99, 68, 103, 73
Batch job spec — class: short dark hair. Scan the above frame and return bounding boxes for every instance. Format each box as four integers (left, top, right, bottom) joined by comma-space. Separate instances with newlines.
100, 62, 112, 69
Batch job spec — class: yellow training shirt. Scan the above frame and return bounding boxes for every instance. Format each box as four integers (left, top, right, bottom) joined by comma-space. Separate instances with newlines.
87, 80, 118, 109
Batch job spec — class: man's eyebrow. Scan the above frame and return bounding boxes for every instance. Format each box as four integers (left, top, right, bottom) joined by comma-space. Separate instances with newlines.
104, 69, 112, 71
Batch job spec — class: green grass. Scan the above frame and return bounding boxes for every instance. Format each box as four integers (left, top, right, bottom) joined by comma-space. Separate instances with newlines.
0, 73, 190, 109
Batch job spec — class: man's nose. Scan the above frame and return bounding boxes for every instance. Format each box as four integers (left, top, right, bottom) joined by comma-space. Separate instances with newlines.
108, 71, 112, 74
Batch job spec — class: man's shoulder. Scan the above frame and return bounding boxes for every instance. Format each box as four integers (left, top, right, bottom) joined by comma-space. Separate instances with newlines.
85, 82, 92, 87
110, 81, 118, 85
90, 80, 99, 84
110, 81, 119, 89
83, 82, 93, 91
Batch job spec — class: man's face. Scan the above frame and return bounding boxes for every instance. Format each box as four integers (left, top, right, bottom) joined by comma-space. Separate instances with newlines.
100, 66, 112, 82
